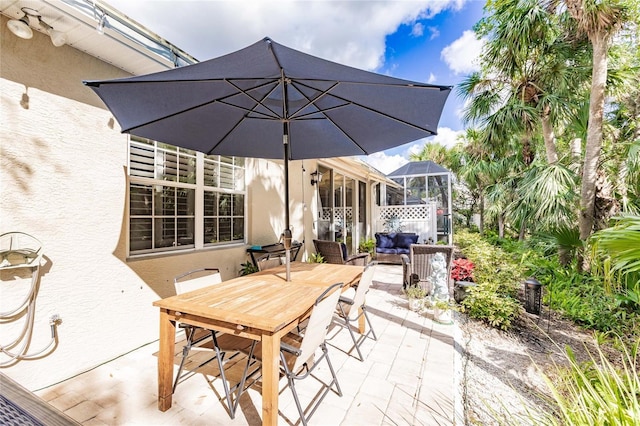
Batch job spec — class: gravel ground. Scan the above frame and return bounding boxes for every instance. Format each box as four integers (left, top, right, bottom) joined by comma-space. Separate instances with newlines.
459, 310, 603, 425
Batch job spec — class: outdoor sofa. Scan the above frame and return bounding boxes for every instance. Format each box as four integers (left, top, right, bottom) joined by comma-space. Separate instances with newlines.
374, 232, 419, 264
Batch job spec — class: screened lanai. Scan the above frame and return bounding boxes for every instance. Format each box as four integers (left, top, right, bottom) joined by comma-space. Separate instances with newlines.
374, 161, 453, 244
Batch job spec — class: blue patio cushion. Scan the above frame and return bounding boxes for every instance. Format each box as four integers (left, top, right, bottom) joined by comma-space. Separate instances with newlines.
376, 247, 399, 254
395, 233, 418, 249
375, 233, 396, 249
340, 242, 348, 260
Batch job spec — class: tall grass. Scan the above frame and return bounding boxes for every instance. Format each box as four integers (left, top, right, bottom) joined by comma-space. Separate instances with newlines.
540, 339, 640, 426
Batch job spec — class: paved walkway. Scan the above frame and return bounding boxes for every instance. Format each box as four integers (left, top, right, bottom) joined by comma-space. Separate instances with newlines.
35, 264, 460, 425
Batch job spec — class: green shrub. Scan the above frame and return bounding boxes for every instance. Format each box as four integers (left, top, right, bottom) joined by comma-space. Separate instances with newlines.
460, 281, 521, 330
454, 229, 525, 330
527, 256, 640, 342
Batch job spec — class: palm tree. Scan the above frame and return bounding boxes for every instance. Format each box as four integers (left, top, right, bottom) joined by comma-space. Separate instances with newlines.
460, 0, 589, 166
560, 0, 633, 253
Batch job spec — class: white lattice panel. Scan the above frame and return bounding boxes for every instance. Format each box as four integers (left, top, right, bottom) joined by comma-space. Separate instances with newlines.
320, 207, 353, 222
373, 204, 437, 242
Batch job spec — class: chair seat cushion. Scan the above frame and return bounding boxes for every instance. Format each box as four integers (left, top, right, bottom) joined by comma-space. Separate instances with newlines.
375, 233, 396, 248
376, 247, 398, 254
394, 233, 419, 249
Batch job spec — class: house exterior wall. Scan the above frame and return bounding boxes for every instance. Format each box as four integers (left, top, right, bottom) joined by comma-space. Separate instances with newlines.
0, 17, 246, 390
0, 14, 380, 390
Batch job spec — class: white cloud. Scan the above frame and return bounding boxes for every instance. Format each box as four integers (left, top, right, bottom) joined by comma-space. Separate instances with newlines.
411, 22, 425, 37
427, 72, 437, 84
427, 26, 440, 40
441, 30, 483, 75
363, 127, 463, 173
106, 0, 462, 72
430, 127, 464, 148
364, 152, 408, 175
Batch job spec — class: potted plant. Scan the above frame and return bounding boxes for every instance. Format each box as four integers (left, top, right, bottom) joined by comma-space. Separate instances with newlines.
358, 238, 375, 258
307, 252, 325, 263
451, 257, 476, 303
433, 297, 455, 324
239, 261, 258, 275
404, 285, 427, 311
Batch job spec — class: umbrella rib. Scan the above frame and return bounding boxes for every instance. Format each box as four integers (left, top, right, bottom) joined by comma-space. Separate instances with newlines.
119, 78, 282, 133
205, 78, 289, 154
289, 79, 439, 135
224, 78, 284, 119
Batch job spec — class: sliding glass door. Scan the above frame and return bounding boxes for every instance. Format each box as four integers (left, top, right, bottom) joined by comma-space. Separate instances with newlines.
316, 167, 366, 255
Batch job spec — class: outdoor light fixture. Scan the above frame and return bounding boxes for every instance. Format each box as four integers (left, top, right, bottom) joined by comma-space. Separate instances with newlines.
7, 16, 33, 39
310, 170, 323, 186
524, 277, 543, 315
6, 7, 67, 47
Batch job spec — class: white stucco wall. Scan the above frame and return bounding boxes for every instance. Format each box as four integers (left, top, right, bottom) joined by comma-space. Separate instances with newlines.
0, 18, 245, 390
0, 15, 380, 391
246, 158, 320, 261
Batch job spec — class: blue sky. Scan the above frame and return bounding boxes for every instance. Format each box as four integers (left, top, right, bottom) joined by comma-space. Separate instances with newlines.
106, 0, 487, 173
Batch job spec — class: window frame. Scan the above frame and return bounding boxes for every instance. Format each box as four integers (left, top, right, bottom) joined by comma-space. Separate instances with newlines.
127, 136, 246, 257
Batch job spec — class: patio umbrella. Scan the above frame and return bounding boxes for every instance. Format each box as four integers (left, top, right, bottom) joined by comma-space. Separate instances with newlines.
84, 37, 451, 280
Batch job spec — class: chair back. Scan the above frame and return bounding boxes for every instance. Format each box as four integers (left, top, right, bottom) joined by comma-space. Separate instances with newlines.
257, 254, 282, 271
410, 245, 455, 283
313, 239, 345, 264
174, 268, 222, 294
293, 282, 343, 372
344, 262, 376, 317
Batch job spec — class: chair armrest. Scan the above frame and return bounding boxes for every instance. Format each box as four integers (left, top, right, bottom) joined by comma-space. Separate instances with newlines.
280, 341, 302, 356
345, 252, 369, 266
401, 254, 411, 288
339, 295, 355, 305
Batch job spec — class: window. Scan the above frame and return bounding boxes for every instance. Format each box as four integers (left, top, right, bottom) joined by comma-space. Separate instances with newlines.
128, 137, 245, 255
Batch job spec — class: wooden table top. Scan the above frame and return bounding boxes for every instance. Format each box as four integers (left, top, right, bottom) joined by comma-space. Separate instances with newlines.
255, 262, 363, 287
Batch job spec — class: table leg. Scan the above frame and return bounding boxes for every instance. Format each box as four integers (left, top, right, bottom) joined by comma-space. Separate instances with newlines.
261, 332, 280, 426
358, 307, 366, 333
158, 309, 176, 411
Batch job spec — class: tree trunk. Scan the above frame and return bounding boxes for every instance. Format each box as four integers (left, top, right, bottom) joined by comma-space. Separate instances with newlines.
498, 213, 504, 238
479, 194, 485, 234
541, 106, 558, 163
578, 33, 608, 255
570, 138, 582, 162
519, 222, 526, 241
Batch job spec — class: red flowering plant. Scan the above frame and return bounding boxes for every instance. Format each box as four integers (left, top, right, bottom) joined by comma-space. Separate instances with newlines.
451, 258, 474, 282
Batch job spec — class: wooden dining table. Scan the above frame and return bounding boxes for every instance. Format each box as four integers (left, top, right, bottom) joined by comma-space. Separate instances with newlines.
153, 262, 363, 426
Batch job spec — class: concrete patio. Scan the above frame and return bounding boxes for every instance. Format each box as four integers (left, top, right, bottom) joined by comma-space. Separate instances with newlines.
33, 264, 461, 425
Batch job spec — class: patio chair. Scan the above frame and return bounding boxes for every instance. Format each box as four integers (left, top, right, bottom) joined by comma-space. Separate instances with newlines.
333, 261, 378, 361
256, 253, 282, 271
173, 268, 257, 419
400, 244, 455, 294
235, 282, 344, 425
313, 239, 369, 266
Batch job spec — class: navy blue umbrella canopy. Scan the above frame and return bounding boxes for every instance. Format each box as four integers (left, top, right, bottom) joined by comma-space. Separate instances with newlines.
84, 37, 451, 161
84, 37, 450, 278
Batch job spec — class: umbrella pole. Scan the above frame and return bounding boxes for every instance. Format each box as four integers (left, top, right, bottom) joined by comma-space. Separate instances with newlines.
283, 126, 292, 281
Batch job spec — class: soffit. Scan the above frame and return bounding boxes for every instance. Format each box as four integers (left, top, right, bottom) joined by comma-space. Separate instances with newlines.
0, 0, 196, 75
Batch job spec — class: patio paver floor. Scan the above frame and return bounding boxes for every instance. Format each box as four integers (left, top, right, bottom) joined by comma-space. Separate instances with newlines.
34, 264, 460, 425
